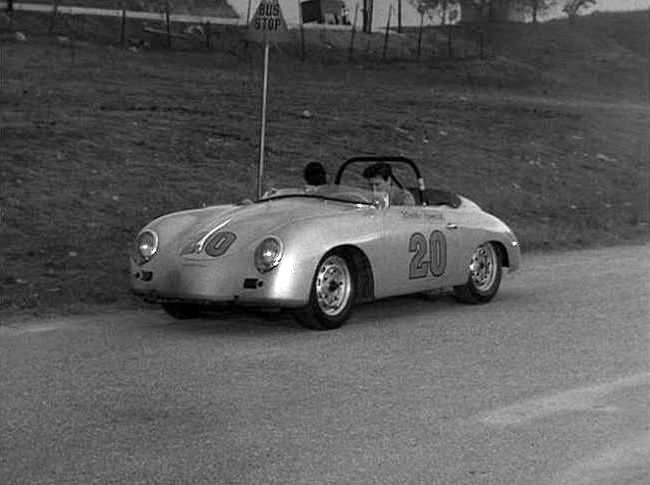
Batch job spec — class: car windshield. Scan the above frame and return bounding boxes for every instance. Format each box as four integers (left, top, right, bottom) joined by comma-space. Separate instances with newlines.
259, 184, 384, 206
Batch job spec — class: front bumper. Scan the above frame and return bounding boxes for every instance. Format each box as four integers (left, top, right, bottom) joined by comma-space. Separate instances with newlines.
130, 256, 308, 308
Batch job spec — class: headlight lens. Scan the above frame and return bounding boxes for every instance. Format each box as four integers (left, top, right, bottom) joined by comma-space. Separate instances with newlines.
254, 237, 283, 273
135, 230, 158, 264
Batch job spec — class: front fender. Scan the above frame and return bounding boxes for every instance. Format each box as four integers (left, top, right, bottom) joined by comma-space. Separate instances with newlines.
262, 211, 382, 304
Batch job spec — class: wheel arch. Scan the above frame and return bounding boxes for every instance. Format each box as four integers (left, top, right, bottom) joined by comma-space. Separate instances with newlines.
327, 244, 375, 304
489, 240, 510, 268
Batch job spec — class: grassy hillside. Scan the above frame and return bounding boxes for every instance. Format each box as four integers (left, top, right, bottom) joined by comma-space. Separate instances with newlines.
475, 11, 648, 100
0, 10, 648, 319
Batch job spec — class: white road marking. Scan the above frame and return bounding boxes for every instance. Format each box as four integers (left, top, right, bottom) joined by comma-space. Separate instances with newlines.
0, 321, 72, 336
478, 372, 650, 426
549, 431, 650, 485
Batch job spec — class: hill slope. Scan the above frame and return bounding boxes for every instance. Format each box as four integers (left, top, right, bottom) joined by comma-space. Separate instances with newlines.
0, 10, 648, 318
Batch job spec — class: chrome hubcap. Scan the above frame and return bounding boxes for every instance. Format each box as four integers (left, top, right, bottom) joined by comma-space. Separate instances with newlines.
315, 255, 351, 316
469, 243, 497, 292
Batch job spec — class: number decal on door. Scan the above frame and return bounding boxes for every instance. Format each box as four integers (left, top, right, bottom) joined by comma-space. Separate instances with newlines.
408, 233, 428, 279
408, 230, 447, 279
429, 230, 447, 277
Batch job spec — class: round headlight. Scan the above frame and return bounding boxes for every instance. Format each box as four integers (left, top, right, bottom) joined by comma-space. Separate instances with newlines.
136, 230, 158, 263
254, 237, 283, 273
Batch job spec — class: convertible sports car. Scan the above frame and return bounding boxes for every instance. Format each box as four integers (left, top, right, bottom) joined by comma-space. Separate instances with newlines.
131, 156, 520, 330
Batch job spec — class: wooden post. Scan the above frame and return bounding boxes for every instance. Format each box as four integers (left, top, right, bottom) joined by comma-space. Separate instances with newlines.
397, 0, 402, 33
165, 5, 171, 49
348, 3, 359, 63
447, 23, 452, 58
205, 21, 211, 49
382, 5, 392, 62
49, 0, 59, 35
297, 0, 305, 61
7, 0, 14, 30
416, 10, 424, 62
246, 0, 253, 23
120, 9, 126, 47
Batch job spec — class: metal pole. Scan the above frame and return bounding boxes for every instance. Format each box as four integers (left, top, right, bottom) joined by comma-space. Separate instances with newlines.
257, 42, 270, 199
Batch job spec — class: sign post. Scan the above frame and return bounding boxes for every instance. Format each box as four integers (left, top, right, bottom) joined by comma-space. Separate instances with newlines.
248, 0, 289, 199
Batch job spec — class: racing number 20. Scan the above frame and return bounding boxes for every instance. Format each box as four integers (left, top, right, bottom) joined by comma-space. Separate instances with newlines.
409, 231, 447, 279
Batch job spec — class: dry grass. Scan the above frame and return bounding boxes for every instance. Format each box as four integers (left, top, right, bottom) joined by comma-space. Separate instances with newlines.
0, 10, 648, 320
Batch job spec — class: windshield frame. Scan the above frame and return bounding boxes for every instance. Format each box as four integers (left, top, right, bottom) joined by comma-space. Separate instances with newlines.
256, 184, 383, 207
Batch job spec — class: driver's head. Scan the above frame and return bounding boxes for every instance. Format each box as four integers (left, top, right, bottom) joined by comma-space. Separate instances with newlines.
362, 163, 393, 194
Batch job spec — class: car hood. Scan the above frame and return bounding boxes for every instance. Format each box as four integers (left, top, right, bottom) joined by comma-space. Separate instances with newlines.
148, 197, 367, 253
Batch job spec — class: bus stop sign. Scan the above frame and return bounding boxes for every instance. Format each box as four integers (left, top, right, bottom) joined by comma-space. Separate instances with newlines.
248, 0, 290, 43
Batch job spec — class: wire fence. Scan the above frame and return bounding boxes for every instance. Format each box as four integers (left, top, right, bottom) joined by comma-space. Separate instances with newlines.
1, 2, 494, 63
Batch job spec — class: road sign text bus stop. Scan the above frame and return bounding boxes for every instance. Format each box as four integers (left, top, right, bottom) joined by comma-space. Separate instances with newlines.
248, 0, 289, 43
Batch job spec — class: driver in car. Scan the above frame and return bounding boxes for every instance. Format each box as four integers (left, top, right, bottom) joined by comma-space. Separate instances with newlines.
362, 163, 416, 206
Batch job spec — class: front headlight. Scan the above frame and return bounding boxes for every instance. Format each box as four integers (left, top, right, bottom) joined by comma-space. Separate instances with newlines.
254, 237, 283, 273
135, 230, 158, 264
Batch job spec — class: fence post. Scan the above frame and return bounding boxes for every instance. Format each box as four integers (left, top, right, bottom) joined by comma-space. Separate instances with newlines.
416, 10, 424, 62
381, 4, 392, 62
297, 0, 305, 61
49, 0, 60, 35
447, 23, 452, 58
397, 0, 401, 33
205, 21, 211, 49
165, 4, 171, 49
348, 3, 359, 63
120, 9, 126, 47
479, 29, 485, 59
6, 0, 14, 30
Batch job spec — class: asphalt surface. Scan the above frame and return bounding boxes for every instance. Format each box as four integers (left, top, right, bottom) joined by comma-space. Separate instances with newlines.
1, 244, 648, 484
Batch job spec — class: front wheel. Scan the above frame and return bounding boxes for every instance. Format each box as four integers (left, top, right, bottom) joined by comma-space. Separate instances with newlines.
453, 242, 502, 304
294, 253, 355, 330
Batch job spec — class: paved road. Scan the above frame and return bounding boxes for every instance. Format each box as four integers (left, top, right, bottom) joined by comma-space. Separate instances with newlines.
1, 245, 648, 484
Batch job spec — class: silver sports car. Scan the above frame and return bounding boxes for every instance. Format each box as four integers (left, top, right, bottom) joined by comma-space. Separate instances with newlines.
131, 156, 520, 330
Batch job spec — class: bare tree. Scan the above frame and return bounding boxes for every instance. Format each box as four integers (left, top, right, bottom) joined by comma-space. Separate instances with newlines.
411, 0, 459, 25
512, 0, 557, 24
563, 0, 596, 25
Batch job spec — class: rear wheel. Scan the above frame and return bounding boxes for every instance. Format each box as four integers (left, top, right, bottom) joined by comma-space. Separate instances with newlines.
453, 242, 502, 304
161, 302, 202, 319
294, 252, 355, 330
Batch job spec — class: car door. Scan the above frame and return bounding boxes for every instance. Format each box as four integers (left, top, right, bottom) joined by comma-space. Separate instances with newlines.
373, 203, 463, 299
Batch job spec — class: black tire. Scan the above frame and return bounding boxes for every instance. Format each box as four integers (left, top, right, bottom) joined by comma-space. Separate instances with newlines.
161, 302, 202, 319
294, 252, 356, 330
453, 242, 503, 304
